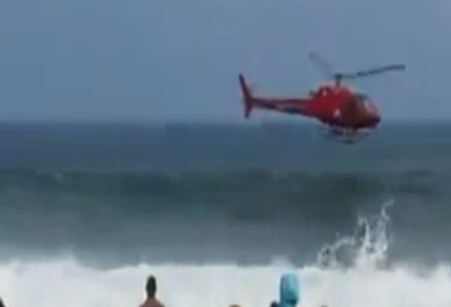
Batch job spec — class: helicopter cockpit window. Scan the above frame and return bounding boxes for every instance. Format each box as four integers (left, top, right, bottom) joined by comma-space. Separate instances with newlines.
362, 100, 378, 115
355, 92, 368, 101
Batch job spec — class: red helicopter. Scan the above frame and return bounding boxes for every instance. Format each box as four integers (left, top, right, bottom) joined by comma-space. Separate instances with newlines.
238, 53, 405, 143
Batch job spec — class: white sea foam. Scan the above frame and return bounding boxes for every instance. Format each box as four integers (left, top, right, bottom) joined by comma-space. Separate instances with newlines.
1, 201, 450, 307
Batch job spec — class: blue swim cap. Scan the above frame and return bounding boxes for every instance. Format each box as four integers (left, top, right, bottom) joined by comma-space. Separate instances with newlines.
279, 273, 300, 307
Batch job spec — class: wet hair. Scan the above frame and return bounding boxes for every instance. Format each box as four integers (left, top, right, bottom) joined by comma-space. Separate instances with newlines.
146, 275, 157, 297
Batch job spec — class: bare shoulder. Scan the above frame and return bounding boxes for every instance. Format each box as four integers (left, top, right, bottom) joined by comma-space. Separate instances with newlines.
141, 298, 165, 307
139, 301, 150, 307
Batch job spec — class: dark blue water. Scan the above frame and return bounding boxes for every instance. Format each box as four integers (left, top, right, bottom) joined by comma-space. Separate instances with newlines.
0, 121, 448, 266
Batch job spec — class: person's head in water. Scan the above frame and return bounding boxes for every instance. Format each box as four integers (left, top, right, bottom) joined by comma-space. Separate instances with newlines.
146, 275, 157, 298
278, 273, 300, 307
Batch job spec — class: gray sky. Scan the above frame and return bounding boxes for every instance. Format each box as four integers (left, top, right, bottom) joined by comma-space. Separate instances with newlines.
0, 0, 449, 122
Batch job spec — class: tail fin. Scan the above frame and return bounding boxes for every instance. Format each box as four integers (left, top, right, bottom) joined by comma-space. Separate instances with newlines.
238, 73, 253, 118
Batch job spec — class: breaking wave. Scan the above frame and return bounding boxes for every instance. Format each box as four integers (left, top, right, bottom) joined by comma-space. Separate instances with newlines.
1, 201, 450, 307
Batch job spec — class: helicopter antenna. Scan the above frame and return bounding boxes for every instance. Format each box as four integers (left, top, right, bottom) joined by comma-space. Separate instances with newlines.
308, 52, 405, 86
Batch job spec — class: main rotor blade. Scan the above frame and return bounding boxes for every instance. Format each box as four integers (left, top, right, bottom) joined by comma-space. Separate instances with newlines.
341, 64, 406, 80
308, 52, 335, 79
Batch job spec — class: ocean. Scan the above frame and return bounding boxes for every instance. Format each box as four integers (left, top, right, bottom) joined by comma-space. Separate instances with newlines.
0, 121, 450, 307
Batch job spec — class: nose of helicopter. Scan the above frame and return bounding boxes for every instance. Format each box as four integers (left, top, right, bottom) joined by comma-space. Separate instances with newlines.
354, 92, 381, 126
363, 100, 381, 127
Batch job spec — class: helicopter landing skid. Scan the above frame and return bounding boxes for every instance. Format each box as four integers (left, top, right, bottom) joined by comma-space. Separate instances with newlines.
319, 125, 373, 144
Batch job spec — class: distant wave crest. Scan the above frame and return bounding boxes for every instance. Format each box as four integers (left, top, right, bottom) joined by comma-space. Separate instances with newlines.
0, 168, 445, 222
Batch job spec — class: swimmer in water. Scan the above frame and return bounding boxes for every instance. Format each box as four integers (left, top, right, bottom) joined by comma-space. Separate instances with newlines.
139, 275, 165, 307
269, 273, 300, 307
